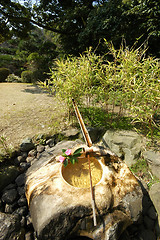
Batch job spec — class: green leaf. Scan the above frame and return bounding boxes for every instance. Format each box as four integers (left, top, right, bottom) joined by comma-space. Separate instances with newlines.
73, 148, 83, 155
63, 158, 68, 167
71, 158, 75, 164
62, 149, 66, 153
62, 153, 67, 157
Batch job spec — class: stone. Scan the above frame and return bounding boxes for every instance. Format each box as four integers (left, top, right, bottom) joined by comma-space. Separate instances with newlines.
26, 214, 32, 227
86, 127, 105, 143
14, 206, 28, 217
20, 137, 34, 152
149, 182, 160, 226
20, 216, 26, 227
37, 144, 45, 153
61, 128, 80, 139
17, 186, 25, 196
2, 189, 18, 204
5, 202, 18, 213
18, 196, 27, 207
3, 183, 17, 191
142, 194, 153, 215
28, 149, 37, 158
147, 206, 158, 220
101, 130, 143, 167
25, 141, 143, 240
15, 173, 26, 187
46, 138, 55, 147
14, 153, 28, 165
143, 150, 160, 179
138, 229, 156, 240
25, 231, 34, 240
0, 212, 21, 240
9, 228, 25, 240
19, 162, 30, 172
144, 215, 155, 230
26, 156, 36, 163
0, 165, 19, 191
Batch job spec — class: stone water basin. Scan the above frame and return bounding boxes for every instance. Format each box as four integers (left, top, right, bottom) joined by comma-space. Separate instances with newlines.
25, 141, 143, 240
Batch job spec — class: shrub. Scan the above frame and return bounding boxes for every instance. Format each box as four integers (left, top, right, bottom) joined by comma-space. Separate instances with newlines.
6, 73, 22, 83
0, 68, 10, 82
21, 70, 33, 83
49, 43, 160, 137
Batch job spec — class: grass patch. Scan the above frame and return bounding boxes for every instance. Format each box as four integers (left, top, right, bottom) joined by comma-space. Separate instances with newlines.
130, 158, 160, 189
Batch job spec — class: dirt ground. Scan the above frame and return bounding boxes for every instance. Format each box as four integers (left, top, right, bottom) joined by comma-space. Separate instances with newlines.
0, 83, 67, 152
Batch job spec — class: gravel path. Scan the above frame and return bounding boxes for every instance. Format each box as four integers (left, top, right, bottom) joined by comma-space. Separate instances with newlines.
0, 83, 66, 151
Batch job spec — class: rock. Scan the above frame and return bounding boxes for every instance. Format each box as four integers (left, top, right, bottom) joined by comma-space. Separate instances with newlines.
17, 186, 25, 196
25, 141, 143, 240
147, 206, 158, 220
26, 214, 32, 228
144, 215, 155, 230
5, 202, 18, 213
25, 231, 34, 240
0, 165, 19, 191
26, 156, 36, 164
2, 189, 18, 204
61, 128, 80, 139
26, 140, 83, 174
20, 216, 26, 227
149, 182, 160, 226
20, 137, 34, 152
15, 173, 26, 187
37, 144, 45, 153
14, 152, 28, 165
28, 149, 37, 158
9, 228, 25, 240
142, 194, 153, 215
86, 127, 105, 143
18, 196, 27, 207
3, 183, 17, 191
101, 130, 143, 167
143, 150, 160, 179
0, 212, 21, 240
14, 206, 28, 217
46, 138, 54, 147
138, 229, 156, 240
19, 162, 30, 172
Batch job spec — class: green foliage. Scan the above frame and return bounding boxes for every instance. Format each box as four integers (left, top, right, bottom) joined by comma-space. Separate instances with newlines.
0, 68, 10, 82
50, 49, 103, 110
0, 136, 14, 161
60, 148, 83, 167
1, 0, 160, 57
49, 44, 160, 138
21, 70, 34, 83
130, 158, 160, 189
6, 73, 22, 83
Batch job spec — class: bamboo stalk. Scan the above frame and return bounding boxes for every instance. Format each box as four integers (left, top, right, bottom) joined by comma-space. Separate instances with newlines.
87, 154, 97, 226
72, 99, 92, 147
72, 98, 97, 226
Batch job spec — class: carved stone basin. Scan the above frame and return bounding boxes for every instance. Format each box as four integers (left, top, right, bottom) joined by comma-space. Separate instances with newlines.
25, 141, 143, 240
61, 156, 103, 188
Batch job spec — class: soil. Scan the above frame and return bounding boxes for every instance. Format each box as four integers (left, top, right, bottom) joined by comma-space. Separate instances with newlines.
0, 83, 67, 152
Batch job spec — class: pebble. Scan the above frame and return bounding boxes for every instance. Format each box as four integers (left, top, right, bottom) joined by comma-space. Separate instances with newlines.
15, 173, 26, 187
36, 144, 45, 153
2, 189, 18, 204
